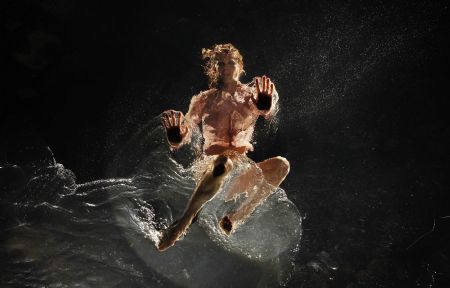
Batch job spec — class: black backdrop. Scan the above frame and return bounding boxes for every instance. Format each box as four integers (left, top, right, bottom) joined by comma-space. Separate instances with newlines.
3, 0, 450, 287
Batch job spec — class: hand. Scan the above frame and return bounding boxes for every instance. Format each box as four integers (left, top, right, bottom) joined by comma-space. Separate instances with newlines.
161, 110, 188, 145
252, 75, 274, 111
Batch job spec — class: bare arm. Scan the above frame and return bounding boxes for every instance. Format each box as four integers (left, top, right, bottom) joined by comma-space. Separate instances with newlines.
161, 91, 208, 150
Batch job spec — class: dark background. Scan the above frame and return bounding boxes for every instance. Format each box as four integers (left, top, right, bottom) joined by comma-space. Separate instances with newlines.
2, 0, 450, 287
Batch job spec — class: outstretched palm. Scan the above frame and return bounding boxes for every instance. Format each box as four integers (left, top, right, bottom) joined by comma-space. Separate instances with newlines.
161, 110, 188, 145
252, 75, 274, 111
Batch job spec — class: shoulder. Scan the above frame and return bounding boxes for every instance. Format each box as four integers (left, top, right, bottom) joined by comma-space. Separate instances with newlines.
189, 89, 217, 108
193, 88, 216, 100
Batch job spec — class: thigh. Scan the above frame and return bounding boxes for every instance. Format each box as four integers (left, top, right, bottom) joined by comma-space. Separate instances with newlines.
256, 156, 290, 187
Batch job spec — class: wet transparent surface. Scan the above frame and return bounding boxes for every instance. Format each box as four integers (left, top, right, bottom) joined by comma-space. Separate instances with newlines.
3, 1, 450, 287
2, 115, 449, 287
0, 121, 301, 287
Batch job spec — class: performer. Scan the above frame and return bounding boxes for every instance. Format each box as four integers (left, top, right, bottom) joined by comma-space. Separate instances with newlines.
159, 44, 290, 251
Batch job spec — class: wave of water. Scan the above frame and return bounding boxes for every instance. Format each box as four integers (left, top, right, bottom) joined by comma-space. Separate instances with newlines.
1, 118, 302, 287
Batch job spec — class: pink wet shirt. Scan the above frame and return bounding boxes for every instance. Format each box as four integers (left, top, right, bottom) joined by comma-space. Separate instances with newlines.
184, 79, 279, 155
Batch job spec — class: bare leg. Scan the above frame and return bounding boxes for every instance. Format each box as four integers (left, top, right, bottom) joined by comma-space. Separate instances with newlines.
224, 161, 262, 202
158, 155, 233, 251
219, 156, 290, 235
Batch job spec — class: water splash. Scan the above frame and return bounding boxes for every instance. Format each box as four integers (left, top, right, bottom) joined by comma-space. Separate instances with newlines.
1, 117, 302, 287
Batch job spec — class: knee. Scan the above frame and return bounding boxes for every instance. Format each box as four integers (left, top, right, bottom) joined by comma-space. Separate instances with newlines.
275, 156, 290, 176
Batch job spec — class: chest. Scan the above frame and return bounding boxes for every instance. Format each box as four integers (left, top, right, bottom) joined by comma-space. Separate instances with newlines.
206, 91, 253, 115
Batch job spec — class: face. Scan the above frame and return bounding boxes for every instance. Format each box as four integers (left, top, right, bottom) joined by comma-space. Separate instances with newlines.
216, 53, 242, 84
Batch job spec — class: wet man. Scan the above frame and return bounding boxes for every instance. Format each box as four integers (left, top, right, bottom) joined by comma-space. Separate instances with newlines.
159, 44, 290, 251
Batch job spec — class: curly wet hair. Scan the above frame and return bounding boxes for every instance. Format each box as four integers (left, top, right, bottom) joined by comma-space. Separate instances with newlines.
201, 43, 245, 88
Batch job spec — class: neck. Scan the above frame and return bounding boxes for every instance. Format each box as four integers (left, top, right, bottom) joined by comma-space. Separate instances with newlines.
220, 79, 239, 94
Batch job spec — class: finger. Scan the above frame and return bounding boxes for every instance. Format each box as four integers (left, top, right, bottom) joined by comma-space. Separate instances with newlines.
265, 77, 270, 93
262, 76, 266, 92
171, 111, 177, 126
161, 118, 167, 129
181, 125, 188, 136
269, 83, 274, 96
177, 112, 182, 127
173, 110, 178, 126
168, 109, 176, 120
162, 117, 170, 128
165, 113, 173, 126
255, 78, 261, 94
164, 113, 170, 126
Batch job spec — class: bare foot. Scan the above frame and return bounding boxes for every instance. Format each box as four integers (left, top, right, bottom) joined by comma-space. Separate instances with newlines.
157, 223, 182, 251
219, 215, 233, 235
